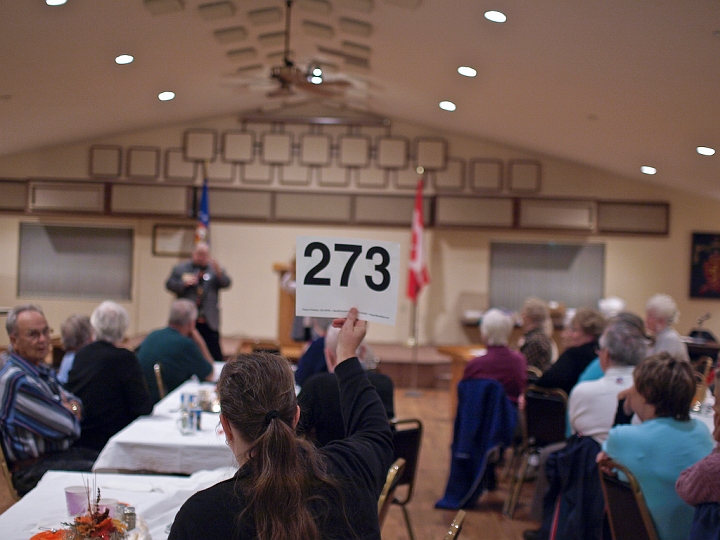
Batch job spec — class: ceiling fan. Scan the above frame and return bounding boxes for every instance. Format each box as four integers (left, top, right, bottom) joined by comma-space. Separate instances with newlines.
267, 0, 351, 98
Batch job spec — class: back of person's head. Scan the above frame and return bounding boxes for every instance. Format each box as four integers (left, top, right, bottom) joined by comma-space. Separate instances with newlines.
61, 314, 93, 351
646, 293, 679, 325
91, 301, 129, 344
598, 296, 626, 319
634, 352, 695, 421
218, 353, 338, 540
168, 299, 197, 327
522, 297, 549, 327
6, 304, 44, 337
572, 308, 607, 340
481, 309, 514, 346
599, 316, 648, 366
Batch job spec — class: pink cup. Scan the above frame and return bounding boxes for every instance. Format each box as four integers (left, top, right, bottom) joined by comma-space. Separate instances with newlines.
97, 498, 118, 518
65, 486, 88, 516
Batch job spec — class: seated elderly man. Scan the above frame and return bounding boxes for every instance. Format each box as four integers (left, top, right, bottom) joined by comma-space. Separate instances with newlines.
137, 299, 215, 403
645, 293, 690, 362
0, 304, 98, 495
519, 297, 554, 372
535, 308, 606, 395
56, 314, 93, 385
66, 301, 153, 452
298, 325, 394, 447
463, 308, 527, 405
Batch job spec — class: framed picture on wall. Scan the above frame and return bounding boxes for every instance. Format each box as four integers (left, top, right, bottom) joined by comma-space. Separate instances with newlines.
152, 224, 195, 257
690, 232, 720, 298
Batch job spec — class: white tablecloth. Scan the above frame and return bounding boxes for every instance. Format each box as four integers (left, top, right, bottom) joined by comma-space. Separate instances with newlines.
93, 379, 236, 475
0, 468, 235, 540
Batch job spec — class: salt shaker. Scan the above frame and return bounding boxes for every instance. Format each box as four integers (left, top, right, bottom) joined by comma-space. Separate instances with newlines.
123, 506, 136, 530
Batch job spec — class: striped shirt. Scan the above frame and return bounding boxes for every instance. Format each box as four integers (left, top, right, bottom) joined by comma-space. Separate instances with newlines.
0, 353, 81, 463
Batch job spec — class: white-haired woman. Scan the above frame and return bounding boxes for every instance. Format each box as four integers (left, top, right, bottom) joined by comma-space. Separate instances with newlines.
462, 308, 527, 404
66, 301, 153, 451
645, 293, 690, 362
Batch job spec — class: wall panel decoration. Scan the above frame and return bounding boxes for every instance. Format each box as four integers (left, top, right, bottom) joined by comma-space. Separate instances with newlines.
519, 199, 595, 230
355, 194, 419, 225
127, 147, 160, 180
597, 201, 668, 234
223, 131, 254, 163
241, 162, 273, 184
436, 196, 514, 227
393, 167, 419, 189
339, 135, 371, 167
275, 192, 351, 222
433, 158, 465, 191
300, 134, 331, 166
508, 159, 541, 193
30, 182, 105, 213
416, 138, 447, 171
470, 158, 503, 192
89, 145, 122, 178
111, 184, 188, 215
377, 137, 408, 169
206, 160, 234, 183
165, 148, 197, 181
318, 166, 350, 187
207, 189, 273, 219
184, 129, 217, 161
262, 132, 293, 164
356, 166, 388, 188
279, 157, 312, 185
0, 180, 27, 210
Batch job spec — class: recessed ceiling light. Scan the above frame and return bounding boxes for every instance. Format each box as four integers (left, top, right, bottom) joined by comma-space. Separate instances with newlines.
484, 10, 507, 23
158, 91, 175, 101
439, 101, 456, 112
115, 54, 134, 65
46, 0, 67, 5
640, 166, 657, 175
697, 146, 716, 156
457, 66, 477, 78
312, 67, 323, 77
310, 76, 323, 84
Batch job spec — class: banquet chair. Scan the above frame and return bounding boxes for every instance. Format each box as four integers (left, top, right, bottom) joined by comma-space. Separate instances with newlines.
503, 384, 568, 518
526, 365, 542, 385
598, 457, 658, 540
391, 418, 423, 540
378, 458, 405, 529
442, 510, 467, 540
692, 356, 713, 408
153, 363, 166, 400
0, 443, 20, 514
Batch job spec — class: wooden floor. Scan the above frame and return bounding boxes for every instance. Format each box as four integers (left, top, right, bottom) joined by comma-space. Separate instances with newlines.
382, 388, 539, 540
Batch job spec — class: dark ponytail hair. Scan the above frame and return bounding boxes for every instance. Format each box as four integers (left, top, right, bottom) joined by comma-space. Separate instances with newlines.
217, 353, 338, 540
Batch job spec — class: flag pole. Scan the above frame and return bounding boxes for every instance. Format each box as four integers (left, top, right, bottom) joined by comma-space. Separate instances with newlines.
405, 167, 427, 398
406, 298, 422, 397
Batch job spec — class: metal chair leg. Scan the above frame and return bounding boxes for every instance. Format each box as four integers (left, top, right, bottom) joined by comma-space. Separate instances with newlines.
503, 452, 530, 518
401, 505, 415, 540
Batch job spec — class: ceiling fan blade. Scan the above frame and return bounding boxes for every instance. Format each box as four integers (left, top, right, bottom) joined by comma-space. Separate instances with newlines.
295, 79, 344, 97
267, 84, 296, 98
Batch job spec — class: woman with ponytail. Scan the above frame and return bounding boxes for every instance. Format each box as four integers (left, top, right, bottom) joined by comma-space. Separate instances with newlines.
168, 308, 394, 540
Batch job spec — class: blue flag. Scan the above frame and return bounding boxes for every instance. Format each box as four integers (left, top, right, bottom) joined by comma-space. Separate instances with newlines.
195, 177, 209, 244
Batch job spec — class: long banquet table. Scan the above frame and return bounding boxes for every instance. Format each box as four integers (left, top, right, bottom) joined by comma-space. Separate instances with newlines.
1, 468, 235, 540
93, 375, 236, 475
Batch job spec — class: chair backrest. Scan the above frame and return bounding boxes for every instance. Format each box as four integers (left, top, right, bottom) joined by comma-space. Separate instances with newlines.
443, 509, 467, 540
391, 418, 423, 505
378, 458, 405, 528
0, 442, 20, 514
524, 384, 568, 448
598, 457, 659, 540
526, 366, 542, 385
153, 363, 166, 400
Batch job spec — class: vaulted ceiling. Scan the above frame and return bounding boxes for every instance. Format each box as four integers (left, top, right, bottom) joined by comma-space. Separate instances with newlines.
3, 1, 720, 199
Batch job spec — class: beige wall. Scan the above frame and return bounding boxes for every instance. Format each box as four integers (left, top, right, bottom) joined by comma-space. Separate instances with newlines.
1, 114, 719, 347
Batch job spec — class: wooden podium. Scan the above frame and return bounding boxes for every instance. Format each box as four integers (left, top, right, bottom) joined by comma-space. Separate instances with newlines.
273, 262, 297, 348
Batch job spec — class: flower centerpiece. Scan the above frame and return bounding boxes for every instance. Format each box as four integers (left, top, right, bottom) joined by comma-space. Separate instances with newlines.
63, 487, 127, 540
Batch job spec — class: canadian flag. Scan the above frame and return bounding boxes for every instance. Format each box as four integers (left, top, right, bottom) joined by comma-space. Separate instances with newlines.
407, 178, 430, 302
